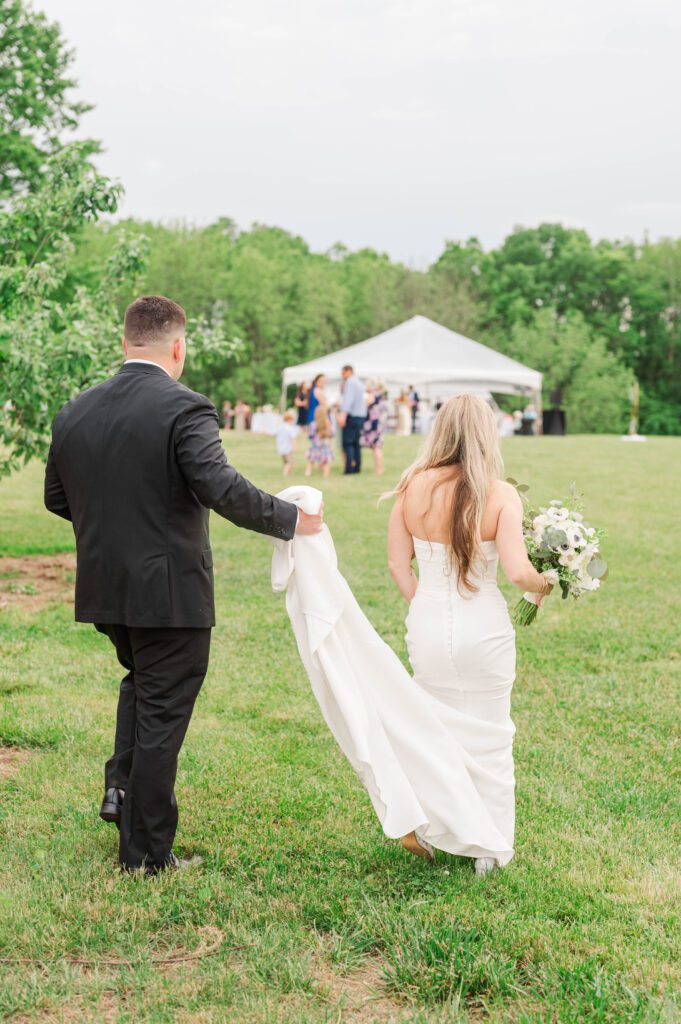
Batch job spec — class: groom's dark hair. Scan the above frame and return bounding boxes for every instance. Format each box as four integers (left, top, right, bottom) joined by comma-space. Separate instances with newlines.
124, 295, 186, 345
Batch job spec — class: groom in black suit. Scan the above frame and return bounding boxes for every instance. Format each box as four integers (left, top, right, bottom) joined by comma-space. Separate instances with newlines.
45, 295, 323, 873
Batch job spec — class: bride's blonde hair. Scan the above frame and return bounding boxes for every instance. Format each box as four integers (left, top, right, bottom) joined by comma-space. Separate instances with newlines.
388, 394, 503, 592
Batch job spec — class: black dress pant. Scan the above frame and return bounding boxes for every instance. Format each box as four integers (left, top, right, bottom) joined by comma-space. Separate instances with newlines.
96, 623, 211, 870
342, 415, 364, 474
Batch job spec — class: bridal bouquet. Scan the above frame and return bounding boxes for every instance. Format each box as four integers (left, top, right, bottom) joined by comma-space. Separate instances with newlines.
510, 482, 607, 627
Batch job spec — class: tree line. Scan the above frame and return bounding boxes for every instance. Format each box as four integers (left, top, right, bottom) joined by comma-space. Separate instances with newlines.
65, 218, 680, 435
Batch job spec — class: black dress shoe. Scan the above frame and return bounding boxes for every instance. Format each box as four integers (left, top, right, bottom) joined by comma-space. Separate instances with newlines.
99, 787, 125, 825
120, 852, 204, 876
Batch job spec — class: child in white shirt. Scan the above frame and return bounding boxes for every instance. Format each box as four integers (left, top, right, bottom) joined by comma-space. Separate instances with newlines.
275, 410, 297, 476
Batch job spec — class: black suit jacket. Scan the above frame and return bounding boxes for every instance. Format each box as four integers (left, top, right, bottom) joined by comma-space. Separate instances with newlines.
44, 362, 297, 628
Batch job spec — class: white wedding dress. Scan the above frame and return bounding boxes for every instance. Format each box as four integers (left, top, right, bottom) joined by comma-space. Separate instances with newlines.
271, 486, 515, 866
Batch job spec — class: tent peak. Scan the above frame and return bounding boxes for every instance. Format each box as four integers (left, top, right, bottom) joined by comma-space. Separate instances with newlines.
281, 315, 542, 398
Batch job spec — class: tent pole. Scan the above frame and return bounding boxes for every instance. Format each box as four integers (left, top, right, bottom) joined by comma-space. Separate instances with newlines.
280, 376, 287, 413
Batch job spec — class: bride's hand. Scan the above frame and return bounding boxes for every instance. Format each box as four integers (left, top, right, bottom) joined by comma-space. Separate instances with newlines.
296, 504, 324, 535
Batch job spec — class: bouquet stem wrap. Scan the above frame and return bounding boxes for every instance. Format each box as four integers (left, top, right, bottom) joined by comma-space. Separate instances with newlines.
512, 592, 541, 627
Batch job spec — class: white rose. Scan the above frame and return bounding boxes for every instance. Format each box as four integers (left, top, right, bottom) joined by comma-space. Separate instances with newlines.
542, 569, 560, 585
577, 575, 600, 592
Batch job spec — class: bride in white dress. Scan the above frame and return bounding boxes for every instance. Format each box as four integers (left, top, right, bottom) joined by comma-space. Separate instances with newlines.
387, 394, 551, 870
271, 395, 552, 876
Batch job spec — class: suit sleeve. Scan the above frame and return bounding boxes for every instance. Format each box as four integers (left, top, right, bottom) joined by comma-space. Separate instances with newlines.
44, 443, 72, 521
175, 400, 298, 541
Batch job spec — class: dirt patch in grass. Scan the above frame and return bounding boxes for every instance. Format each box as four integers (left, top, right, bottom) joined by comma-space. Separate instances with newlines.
13, 991, 123, 1023
0, 554, 75, 613
313, 956, 405, 1022
0, 746, 32, 778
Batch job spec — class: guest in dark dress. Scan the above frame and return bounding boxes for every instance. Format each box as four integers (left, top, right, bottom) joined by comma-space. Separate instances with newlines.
409, 385, 420, 433
294, 382, 310, 428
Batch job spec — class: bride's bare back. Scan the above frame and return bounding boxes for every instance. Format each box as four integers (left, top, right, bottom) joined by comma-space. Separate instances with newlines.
402, 466, 506, 544
388, 466, 546, 601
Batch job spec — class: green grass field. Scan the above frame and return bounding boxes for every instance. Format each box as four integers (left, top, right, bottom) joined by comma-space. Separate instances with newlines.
0, 433, 679, 1023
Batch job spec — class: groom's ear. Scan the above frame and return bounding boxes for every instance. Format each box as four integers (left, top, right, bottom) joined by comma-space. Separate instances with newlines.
122, 337, 128, 356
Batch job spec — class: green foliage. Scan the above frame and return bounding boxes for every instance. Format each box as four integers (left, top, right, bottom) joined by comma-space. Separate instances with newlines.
0, 0, 97, 197
0, 146, 243, 476
0, 145, 127, 475
502, 308, 634, 433
474, 224, 680, 432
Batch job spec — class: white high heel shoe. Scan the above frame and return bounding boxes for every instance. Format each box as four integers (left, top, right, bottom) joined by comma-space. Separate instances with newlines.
474, 857, 496, 876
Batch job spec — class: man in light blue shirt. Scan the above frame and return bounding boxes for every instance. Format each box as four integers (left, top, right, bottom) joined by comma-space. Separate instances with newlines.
337, 364, 366, 474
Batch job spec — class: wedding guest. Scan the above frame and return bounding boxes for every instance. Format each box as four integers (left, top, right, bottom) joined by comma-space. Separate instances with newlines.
521, 403, 537, 436
337, 365, 366, 474
307, 373, 326, 426
498, 412, 516, 438
409, 385, 420, 433
396, 390, 412, 436
305, 400, 335, 478
234, 399, 250, 431
221, 400, 233, 430
360, 380, 387, 475
294, 382, 310, 428
275, 409, 297, 476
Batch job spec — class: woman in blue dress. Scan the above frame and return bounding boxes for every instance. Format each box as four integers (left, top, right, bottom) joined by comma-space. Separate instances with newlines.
305, 374, 335, 476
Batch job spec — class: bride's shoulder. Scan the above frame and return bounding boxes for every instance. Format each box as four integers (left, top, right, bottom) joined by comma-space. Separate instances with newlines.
405, 467, 449, 498
489, 479, 522, 508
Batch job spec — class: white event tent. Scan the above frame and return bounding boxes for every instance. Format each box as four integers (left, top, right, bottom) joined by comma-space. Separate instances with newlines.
281, 315, 542, 406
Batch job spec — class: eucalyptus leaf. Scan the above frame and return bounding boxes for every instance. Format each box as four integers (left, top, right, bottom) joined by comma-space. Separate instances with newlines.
517, 484, 530, 493
506, 477, 518, 485
587, 558, 608, 579
545, 528, 568, 548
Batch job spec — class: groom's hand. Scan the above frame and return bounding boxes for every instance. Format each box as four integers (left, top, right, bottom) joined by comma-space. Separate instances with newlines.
295, 504, 324, 535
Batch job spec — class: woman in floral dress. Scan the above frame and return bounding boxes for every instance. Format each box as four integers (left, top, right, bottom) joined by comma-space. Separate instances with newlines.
360, 381, 387, 475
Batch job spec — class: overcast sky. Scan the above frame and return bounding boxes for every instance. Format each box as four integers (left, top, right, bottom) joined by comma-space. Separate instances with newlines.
41, 0, 681, 265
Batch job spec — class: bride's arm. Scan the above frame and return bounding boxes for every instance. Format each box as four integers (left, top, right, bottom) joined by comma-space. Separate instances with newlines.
495, 484, 551, 597
388, 495, 418, 601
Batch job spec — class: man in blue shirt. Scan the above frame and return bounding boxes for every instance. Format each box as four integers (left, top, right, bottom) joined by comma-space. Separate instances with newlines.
337, 364, 366, 474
